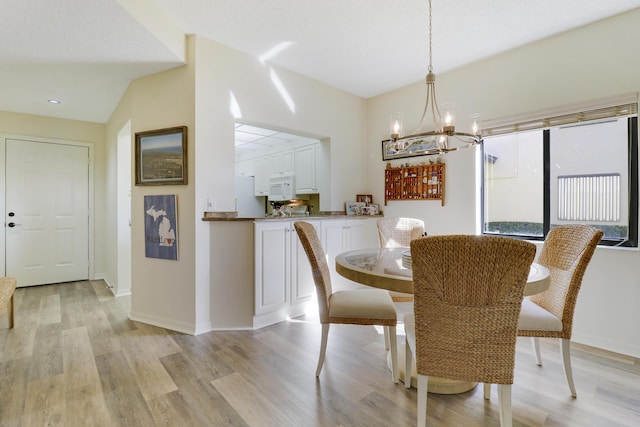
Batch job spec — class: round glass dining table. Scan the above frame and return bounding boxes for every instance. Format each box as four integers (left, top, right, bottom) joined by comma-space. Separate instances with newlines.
334, 247, 551, 393
335, 247, 550, 296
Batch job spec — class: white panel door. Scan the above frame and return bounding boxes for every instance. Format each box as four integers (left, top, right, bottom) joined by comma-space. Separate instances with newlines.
6, 139, 89, 287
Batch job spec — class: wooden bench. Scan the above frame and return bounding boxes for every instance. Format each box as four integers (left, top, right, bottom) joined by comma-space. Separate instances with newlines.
0, 277, 17, 328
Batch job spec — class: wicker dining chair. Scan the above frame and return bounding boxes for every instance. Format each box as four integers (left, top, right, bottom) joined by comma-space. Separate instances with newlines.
377, 217, 424, 303
517, 225, 603, 398
0, 277, 17, 329
377, 217, 425, 249
377, 217, 425, 349
405, 235, 536, 427
294, 221, 398, 382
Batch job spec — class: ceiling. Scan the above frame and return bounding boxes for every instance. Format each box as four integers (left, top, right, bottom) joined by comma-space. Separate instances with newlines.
2, 0, 639, 124
235, 124, 319, 154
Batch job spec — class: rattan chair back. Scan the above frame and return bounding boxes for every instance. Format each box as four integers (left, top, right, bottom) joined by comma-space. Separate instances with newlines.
410, 235, 536, 384
523, 225, 603, 339
377, 217, 425, 248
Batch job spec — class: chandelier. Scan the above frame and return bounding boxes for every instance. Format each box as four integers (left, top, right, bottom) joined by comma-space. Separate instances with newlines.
384, 0, 482, 159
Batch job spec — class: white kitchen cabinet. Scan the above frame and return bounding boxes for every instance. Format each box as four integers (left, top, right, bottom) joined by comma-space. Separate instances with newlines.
253, 156, 271, 196
254, 221, 289, 319
253, 149, 293, 196
289, 220, 320, 317
235, 158, 255, 177
321, 217, 379, 290
254, 219, 321, 328
294, 143, 319, 193
270, 149, 294, 176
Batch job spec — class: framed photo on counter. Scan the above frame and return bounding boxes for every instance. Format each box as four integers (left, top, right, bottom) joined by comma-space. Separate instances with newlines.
346, 202, 366, 215
356, 194, 373, 204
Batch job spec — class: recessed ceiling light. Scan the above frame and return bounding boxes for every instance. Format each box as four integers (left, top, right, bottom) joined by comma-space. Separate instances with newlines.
48, 99, 61, 104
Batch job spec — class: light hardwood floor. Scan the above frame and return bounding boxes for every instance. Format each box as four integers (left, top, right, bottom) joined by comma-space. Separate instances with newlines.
0, 280, 638, 426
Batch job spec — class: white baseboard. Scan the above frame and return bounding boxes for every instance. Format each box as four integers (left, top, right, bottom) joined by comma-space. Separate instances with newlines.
129, 310, 196, 335
572, 332, 640, 359
93, 273, 131, 297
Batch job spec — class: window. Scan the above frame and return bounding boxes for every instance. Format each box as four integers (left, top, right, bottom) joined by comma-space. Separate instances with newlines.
482, 105, 638, 247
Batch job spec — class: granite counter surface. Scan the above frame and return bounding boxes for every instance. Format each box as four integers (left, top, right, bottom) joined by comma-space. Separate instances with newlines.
202, 211, 384, 221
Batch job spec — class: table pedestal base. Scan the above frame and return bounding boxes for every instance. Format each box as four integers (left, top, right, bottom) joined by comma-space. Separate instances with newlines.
391, 346, 477, 394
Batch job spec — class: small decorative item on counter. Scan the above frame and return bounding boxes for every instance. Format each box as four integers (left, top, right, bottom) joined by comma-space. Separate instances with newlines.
346, 201, 366, 215
356, 194, 373, 205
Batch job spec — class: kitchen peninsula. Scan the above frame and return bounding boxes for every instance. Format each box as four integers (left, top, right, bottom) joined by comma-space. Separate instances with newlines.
204, 211, 383, 330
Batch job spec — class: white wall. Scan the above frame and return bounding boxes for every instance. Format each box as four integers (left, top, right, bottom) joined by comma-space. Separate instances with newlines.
191, 36, 369, 213
125, 60, 197, 334
190, 36, 370, 330
367, 9, 640, 357
103, 35, 370, 333
105, 88, 133, 294
98, 8, 640, 356
116, 121, 132, 296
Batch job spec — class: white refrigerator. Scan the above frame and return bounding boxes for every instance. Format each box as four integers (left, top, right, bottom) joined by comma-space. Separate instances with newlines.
235, 176, 266, 217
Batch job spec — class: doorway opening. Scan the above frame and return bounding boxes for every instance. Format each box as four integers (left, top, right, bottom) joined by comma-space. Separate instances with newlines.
116, 121, 132, 296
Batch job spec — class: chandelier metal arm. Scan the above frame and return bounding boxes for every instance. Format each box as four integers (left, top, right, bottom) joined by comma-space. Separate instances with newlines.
386, 0, 482, 157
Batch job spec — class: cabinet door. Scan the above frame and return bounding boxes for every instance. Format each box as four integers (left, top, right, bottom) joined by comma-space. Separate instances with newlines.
322, 218, 378, 290
280, 150, 294, 175
254, 156, 271, 196
320, 219, 348, 287
271, 150, 293, 175
294, 144, 318, 193
254, 222, 289, 315
235, 158, 255, 177
320, 219, 346, 265
290, 220, 321, 317
344, 218, 379, 250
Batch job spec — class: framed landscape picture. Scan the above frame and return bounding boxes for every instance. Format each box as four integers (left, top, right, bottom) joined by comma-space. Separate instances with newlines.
135, 126, 187, 185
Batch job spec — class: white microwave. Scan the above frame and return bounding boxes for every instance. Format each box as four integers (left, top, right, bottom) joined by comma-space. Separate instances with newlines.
268, 173, 295, 201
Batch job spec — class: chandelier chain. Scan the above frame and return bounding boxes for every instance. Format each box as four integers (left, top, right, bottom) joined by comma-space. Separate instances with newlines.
428, 0, 433, 73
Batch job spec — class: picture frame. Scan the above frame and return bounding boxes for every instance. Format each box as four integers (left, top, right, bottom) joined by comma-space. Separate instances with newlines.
346, 201, 366, 216
368, 204, 379, 215
356, 194, 373, 204
382, 138, 440, 161
144, 195, 179, 260
135, 126, 188, 185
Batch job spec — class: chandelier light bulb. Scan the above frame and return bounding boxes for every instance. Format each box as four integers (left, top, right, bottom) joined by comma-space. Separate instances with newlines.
390, 112, 404, 140
470, 113, 481, 135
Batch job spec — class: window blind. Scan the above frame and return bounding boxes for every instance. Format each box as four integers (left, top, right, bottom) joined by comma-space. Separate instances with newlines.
481, 95, 638, 137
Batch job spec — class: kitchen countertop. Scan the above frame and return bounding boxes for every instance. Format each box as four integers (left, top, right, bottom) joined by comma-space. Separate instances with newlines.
202, 211, 384, 221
